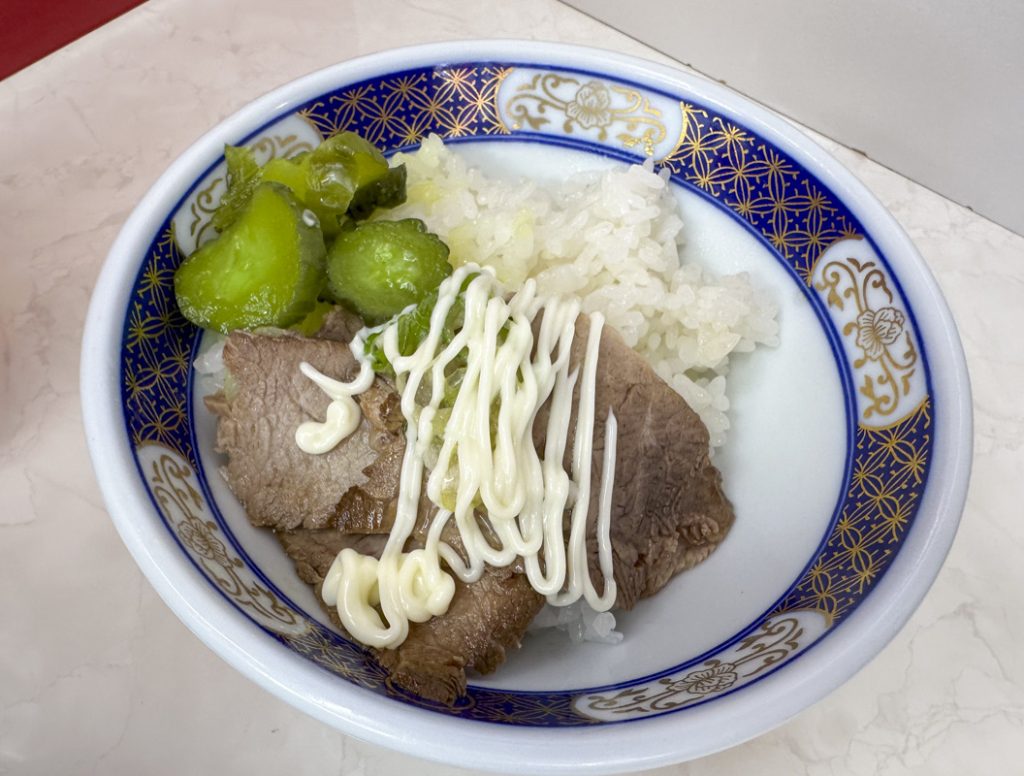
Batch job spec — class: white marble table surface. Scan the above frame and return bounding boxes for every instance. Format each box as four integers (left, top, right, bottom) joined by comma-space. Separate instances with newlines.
2, 0, 1022, 773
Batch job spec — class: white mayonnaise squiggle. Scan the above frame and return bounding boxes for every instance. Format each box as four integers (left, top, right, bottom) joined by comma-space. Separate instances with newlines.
302, 265, 617, 648
294, 360, 374, 454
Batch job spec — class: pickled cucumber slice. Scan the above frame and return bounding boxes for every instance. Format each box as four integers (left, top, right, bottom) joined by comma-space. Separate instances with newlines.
326, 218, 450, 324
289, 299, 336, 336
348, 163, 407, 220
209, 133, 405, 238
211, 145, 262, 232
262, 154, 346, 236
261, 154, 309, 194
175, 182, 326, 333
306, 132, 390, 213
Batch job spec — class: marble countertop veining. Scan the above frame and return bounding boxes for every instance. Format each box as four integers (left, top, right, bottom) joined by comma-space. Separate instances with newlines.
2, 0, 1022, 773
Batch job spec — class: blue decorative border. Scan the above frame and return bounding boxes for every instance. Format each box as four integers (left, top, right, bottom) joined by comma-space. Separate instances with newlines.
119, 61, 933, 726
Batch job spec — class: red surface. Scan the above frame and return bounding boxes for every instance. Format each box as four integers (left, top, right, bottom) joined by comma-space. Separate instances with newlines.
0, 0, 146, 80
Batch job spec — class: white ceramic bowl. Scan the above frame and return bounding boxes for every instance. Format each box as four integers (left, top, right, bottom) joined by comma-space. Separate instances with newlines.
81, 41, 971, 774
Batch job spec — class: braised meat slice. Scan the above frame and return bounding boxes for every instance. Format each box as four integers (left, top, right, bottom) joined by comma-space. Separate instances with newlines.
205, 331, 402, 531
375, 562, 543, 702
277, 522, 543, 704
277, 528, 387, 587
208, 313, 734, 705
557, 318, 735, 611
315, 305, 365, 344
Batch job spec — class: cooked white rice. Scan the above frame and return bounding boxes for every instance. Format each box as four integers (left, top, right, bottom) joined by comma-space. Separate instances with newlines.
529, 599, 623, 645
383, 135, 779, 448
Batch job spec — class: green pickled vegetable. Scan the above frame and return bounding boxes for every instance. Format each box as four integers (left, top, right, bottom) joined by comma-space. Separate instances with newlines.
175, 182, 326, 333
326, 218, 451, 324
211, 146, 262, 232
348, 163, 407, 220
262, 154, 346, 236
289, 299, 336, 337
364, 288, 464, 373
306, 132, 391, 213
212, 133, 406, 237
261, 154, 309, 194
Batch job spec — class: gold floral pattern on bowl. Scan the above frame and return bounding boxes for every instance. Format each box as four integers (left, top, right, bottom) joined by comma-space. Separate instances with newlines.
139, 442, 308, 635
502, 73, 668, 156
812, 244, 925, 426
578, 613, 823, 719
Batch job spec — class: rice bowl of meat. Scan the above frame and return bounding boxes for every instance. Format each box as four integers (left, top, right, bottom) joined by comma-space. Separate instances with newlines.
80, 40, 971, 774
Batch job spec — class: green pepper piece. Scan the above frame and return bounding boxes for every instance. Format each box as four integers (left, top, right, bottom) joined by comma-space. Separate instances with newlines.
174, 182, 326, 333
326, 218, 450, 324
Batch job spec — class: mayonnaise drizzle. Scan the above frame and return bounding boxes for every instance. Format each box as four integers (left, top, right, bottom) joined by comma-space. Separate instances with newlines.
295, 360, 375, 454
305, 265, 617, 648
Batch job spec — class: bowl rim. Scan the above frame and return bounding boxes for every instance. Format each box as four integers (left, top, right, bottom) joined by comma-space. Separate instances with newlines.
80, 39, 972, 774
